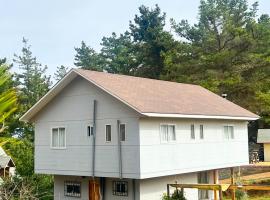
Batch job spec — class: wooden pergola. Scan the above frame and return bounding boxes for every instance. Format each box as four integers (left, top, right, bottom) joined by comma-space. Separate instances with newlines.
167, 168, 270, 200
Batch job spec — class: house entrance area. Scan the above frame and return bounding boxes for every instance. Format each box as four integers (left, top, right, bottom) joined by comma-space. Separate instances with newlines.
89, 180, 100, 200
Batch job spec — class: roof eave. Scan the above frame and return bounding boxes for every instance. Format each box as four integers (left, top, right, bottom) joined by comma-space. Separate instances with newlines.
141, 112, 259, 121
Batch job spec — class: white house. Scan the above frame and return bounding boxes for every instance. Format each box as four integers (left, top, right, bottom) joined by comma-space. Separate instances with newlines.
20, 69, 259, 200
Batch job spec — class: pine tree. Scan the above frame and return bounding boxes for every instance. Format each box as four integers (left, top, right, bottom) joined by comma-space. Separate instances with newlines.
54, 65, 69, 81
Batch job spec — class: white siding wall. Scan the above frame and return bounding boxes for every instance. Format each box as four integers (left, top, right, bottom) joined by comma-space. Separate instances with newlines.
34, 77, 140, 178
139, 118, 249, 178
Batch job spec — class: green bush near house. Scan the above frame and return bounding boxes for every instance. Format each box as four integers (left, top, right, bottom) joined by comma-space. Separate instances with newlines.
162, 190, 187, 200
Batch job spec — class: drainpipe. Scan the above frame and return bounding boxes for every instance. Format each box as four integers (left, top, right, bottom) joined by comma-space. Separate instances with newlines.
92, 100, 97, 178
117, 120, 123, 179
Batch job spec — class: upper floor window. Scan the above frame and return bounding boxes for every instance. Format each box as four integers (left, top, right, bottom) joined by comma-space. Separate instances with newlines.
120, 124, 126, 141
87, 125, 94, 137
160, 124, 176, 142
106, 125, 112, 142
200, 125, 204, 139
224, 125, 234, 139
190, 124, 195, 139
51, 127, 66, 148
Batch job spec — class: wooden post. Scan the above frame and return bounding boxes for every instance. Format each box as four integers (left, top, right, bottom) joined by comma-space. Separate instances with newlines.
231, 168, 235, 200
213, 170, 218, 200
167, 184, 170, 197
219, 188, 223, 200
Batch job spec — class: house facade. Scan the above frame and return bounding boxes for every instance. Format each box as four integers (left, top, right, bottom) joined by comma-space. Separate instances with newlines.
20, 69, 259, 200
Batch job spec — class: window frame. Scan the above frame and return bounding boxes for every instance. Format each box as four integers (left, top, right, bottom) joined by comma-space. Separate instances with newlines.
160, 124, 176, 143
119, 123, 126, 142
64, 181, 81, 198
112, 180, 128, 196
105, 124, 112, 142
50, 127, 66, 149
223, 125, 235, 140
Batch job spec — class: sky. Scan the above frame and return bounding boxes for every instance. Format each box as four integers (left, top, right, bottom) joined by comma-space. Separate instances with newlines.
1, 0, 269, 78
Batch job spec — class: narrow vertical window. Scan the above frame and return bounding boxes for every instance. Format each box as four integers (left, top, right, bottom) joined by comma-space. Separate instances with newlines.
168, 125, 176, 141
120, 124, 126, 141
106, 125, 112, 142
87, 125, 94, 137
160, 125, 168, 142
191, 124, 195, 139
52, 128, 58, 147
200, 125, 204, 139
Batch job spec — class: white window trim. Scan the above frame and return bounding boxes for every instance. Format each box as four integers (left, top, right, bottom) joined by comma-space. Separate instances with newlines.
159, 123, 177, 143
105, 124, 112, 143
50, 126, 67, 149
119, 123, 126, 142
223, 124, 235, 140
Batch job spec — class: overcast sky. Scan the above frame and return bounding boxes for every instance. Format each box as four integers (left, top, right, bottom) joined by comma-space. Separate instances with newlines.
1, 0, 269, 77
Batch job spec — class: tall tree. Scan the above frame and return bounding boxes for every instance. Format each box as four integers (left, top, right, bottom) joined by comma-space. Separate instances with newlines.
163, 0, 270, 122
129, 4, 175, 78
13, 38, 51, 139
100, 32, 138, 75
54, 65, 69, 81
74, 41, 104, 71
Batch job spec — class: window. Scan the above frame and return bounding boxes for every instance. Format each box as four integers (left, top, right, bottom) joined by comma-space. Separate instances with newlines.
120, 124, 126, 141
64, 181, 81, 197
200, 125, 204, 139
113, 181, 128, 196
160, 125, 176, 142
191, 124, 195, 139
51, 127, 66, 148
106, 125, 112, 142
87, 125, 94, 137
198, 172, 209, 199
224, 125, 234, 139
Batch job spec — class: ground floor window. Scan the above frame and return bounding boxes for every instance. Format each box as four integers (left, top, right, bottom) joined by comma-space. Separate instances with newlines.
64, 181, 81, 198
198, 172, 209, 199
113, 181, 128, 196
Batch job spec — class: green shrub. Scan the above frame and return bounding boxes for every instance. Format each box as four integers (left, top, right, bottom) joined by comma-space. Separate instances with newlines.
235, 189, 248, 200
162, 190, 187, 200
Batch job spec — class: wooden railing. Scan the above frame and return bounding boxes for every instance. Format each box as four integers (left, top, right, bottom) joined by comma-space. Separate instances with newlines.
167, 183, 270, 200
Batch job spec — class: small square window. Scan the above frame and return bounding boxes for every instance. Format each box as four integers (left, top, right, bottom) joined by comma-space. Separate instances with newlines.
120, 124, 126, 141
106, 125, 112, 142
113, 181, 128, 196
160, 125, 176, 142
64, 181, 81, 198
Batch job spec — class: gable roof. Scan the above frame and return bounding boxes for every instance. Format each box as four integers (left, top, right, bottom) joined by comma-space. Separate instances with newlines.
0, 155, 15, 168
20, 68, 259, 122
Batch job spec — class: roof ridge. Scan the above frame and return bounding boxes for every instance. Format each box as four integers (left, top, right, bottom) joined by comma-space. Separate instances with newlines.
75, 68, 200, 87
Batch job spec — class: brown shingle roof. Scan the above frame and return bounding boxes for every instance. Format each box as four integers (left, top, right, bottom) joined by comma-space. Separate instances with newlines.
76, 69, 258, 119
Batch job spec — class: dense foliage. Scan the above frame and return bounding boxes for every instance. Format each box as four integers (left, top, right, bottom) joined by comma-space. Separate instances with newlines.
75, 0, 270, 125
